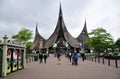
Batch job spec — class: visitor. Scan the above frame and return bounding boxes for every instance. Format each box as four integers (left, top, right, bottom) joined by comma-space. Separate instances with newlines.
72, 51, 78, 65
57, 52, 61, 65
43, 53, 48, 63
39, 53, 43, 63
81, 52, 85, 62
68, 52, 72, 62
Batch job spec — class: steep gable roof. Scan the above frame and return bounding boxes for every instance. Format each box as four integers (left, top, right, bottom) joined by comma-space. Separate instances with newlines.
77, 20, 89, 41
31, 23, 46, 50
44, 4, 79, 48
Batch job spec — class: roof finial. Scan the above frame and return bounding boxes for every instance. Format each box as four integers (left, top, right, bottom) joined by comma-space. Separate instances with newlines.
84, 18, 86, 27
59, 1, 63, 17
82, 19, 87, 33
35, 21, 39, 36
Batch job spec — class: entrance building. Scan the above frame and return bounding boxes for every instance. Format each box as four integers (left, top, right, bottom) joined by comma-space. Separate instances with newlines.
32, 4, 90, 53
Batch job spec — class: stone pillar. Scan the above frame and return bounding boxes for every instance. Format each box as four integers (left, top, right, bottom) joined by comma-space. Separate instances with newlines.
2, 35, 8, 77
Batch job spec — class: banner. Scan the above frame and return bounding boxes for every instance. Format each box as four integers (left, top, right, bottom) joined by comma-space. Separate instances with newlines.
39, 39, 43, 49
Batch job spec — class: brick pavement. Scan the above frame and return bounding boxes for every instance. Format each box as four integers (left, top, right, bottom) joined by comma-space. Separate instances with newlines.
0, 55, 120, 79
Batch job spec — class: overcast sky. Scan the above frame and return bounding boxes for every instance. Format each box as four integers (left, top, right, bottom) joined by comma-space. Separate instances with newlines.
0, 0, 120, 42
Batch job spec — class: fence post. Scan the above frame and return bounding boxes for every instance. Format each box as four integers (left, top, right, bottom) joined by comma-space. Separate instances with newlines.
115, 59, 118, 68
102, 57, 104, 64
108, 57, 110, 66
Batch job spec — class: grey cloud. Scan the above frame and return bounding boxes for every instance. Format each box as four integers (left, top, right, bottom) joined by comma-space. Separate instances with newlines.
0, 0, 120, 41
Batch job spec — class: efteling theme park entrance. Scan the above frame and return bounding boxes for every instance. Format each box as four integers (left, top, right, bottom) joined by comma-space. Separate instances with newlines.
0, 4, 90, 77
31, 5, 90, 54
0, 35, 26, 77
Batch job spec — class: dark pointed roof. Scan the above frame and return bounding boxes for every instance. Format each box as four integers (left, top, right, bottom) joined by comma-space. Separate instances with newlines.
77, 20, 89, 49
44, 4, 79, 48
31, 23, 46, 50
77, 20, 89, 40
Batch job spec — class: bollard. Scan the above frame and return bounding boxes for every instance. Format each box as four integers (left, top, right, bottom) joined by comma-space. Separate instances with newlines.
102, 57, 104, 64
108, 57, 110, 66
115, 59, 118, 68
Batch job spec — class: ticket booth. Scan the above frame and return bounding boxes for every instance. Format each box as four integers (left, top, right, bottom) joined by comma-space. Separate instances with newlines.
7, 48, 24, 74
0, 35, 26, 77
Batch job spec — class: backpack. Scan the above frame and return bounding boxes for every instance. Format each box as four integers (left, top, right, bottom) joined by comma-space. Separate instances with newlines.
73, 54, 78, 60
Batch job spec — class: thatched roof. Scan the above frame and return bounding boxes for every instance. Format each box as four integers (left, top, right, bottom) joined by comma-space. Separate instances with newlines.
44, 5, 79, 48
32, 5, 90, 50
31, 24, 46, 50
77, 20, 89, 49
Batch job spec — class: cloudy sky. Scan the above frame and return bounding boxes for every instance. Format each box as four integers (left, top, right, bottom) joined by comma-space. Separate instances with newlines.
0, 0, 120, 42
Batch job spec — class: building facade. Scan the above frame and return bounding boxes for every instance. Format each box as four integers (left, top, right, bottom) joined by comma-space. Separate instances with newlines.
32, 5, 90, 53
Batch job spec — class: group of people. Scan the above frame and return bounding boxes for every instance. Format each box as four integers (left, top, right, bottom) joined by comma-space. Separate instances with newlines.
38, 50, 86, 65
56, 50, 85, 65
66, 50, 86, 65
39, 53, 48, 63
67, 51, 79, 65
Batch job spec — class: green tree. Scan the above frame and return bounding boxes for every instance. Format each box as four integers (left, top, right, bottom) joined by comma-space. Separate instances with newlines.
12, 28, 33, 44
26, 42, 33, 54
85, 28, 114, 53
0, 39, 2, 43
115, 38, 120, 50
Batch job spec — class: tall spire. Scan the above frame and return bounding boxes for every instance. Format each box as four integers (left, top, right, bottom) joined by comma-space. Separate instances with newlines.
77, 19, 89, 40
34, 22, 45, 40
82, 19, 87, 33
35, 22, 39, 37
59, 2, 63, 18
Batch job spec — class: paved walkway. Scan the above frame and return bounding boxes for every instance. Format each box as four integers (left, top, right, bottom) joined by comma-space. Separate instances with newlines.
0, 55, 120, 79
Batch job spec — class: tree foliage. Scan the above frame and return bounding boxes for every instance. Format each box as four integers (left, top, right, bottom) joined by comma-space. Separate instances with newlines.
85, 28, 114, 52
115, 38, 120, 49
0, 40, 2, 43
26, 42, 33, 54
12, 28, 32, 43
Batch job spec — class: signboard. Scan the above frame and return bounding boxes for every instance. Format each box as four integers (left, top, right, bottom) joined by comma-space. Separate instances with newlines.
39, 39, 43, 49
77, 41, 82, 48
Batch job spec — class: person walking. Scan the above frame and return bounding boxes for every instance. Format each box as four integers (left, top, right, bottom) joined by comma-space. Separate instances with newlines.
57, 52, 61, 65
39, 53, 43, 63
81, 53, 85, 62
68, 52, 72, 62
72, 51, 79, 65
43, 53, 48, 63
